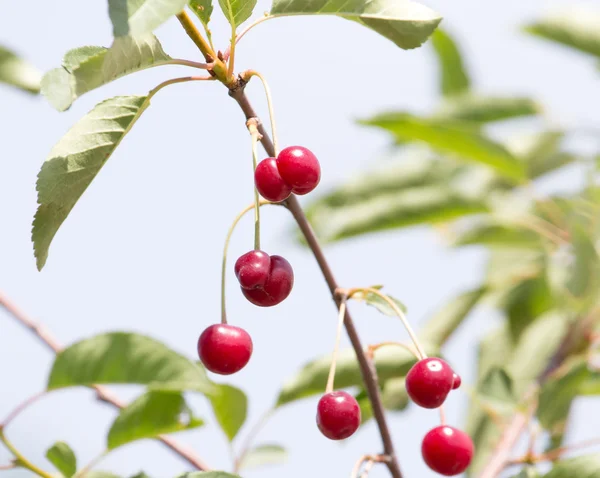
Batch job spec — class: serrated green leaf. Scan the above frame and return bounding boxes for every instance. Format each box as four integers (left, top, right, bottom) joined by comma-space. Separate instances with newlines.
46, 442, 77, 478
41, 35, 171, 112
208, 384, 247, 441
237, 444, 288, 471
276, 341, 437, 406
189, 0, 214, 26
33, 95, 150, 270
381, 377, 409, 411
219, 0, 256, 28
524, 6, 600, 59
351, 289, 407, 316
434, 95, 540, 123
542, 453, 600, 477
0, 46, 41, 93
109, 0, 188, 37
270, 0, 441, 50
419, 287, 486, 346
430, 29, 469, 97
108, 391, 204, 449
47, 332, 214, 394
361, 113, 526, 180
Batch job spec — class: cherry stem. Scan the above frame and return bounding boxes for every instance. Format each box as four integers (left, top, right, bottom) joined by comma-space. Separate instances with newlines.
0, 428, 53, 478
0, 391, 46, 430
221, 200, 274, 324
511, 436, 600, 465
242, 70, 279, 156
439, 405, 447, 425
348, 287, 427, 360
367, 341, 420, 361
326, 297, 348, 394
247, 120, 263, 250
223, 13, 274, 61
351, 454, 391, 478
233, 408, 275, 472
73, 450, 108, 478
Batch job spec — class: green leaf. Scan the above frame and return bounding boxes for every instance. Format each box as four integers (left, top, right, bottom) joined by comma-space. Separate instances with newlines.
430, 29, 469, 97
354, 390, 373, 424
477, 367, 516, 413
47, 332, 214, 394
362, 113, 526, 181
208, 384, 247, 441
524, 6, 600, 59
46, 442, 77, 478
176, 473, 242, 478
109, 0, 189, 37
189, 0, 214, 26
237, 444, 288, 471
565, 223, 600, 301
350, 288, 407, 316
543, 454, 600, 477
0, 46, 41, 93
108, 391, 204, 449
41, 35, 171, 112
33, 95, 151, 270
434, 95, 540, 123
218, 0, 256, 28
277, 341, 437, 406
452, 223, 541, 249
270, 0, 441, 50
419, 287, 486, 346
381, 377, 409, 411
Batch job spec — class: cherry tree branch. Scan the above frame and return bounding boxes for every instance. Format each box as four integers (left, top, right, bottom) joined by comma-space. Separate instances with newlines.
0, 291, 211, 472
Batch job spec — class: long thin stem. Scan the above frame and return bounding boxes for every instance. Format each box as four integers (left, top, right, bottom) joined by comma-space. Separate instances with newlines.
233, 408, 275, 472
73, 450, 108, 478
0, 429, 53, 478
228, 86, 404, 478
248, 122, 263, 250
0, 292, 211, 471
367, 342, 419, 361
147, 75, 215, 101
169, 59, 214, 70
221, 200, 274, 323
0, 391, 46, 429
326, 299, 347, 394
227, 25, 237, 78
223, 14, 275, 61
242, 71, 279, 156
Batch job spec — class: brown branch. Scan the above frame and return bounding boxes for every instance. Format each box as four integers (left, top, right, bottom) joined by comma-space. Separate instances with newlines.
228, 84, 404, 478
0, 291, 211, 471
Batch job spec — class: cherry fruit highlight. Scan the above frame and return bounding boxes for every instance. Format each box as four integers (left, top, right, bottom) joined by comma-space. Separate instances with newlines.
421, 426, 474, 476
316, 391, 361, 440
406, 357, 455, 408
197, 324, 253, 375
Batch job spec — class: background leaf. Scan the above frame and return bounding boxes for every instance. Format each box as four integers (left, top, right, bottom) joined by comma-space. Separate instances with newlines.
109, 0, 188, 37
0, 46, 41, 93
189, 0, 214, 26
47, 332, 214, 393
433, 95, 540, 124
33, 95, 149, 270
46, 441, 77, 478
430, 28, 470, 97
542, 453, 600, 477
237, 444, 287, 471
107, 391, 204, 449
208, 384, 247, 441
270, 0, 441, 50
350, 288, 407, 316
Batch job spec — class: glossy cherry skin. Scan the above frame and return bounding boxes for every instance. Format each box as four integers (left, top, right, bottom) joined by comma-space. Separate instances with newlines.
241, 255, 294, 307
276, 146, 321, 194
451, 373, 462, 390
421, 426, 474, 476
197, 324, 253, 375
234, 250, 271, 290
254, 158, 292, 202
406, 357, 454, 408
316, 391, 361, 440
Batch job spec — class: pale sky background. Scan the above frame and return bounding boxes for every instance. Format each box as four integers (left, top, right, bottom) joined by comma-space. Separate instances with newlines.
1, 1, 599, 477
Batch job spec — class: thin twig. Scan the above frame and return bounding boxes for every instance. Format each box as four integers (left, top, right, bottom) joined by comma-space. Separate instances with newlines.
0, 391, 46, 429
0, 291, 211, 471
233, 408, 275, 472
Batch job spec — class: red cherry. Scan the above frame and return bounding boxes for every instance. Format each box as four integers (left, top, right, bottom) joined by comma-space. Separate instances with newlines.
254, 158, 292, 202
234, 250, 271, 290
276, 146, 321, 195
452, 373, 462, 390
316, 391, 361, 440
422, 426, 474, 476
241, 255, 294, 307
406, 357, 454, 408
197, 324, 252, 375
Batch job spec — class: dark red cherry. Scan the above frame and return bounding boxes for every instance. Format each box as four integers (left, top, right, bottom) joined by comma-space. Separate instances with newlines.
234, 250, 271, 290
254, 158, 292, 202
406, 357, 454, 408
422, 426, 474, 476
197, 324, 252, 375
276, 146, 321, 195
316, 391, 361, 440
241, 255, 293, 307
452, 373, 462, 390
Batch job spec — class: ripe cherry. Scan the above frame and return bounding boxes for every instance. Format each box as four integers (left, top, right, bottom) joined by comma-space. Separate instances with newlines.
241, 255, 294, 307
316, 391, 361, 440
421, 426, 474, 476
276, 146, 321, 195
452, 373, 462, 390
234, 250, 271, 290
254, 158, 292, 202
197, 324, 253, 375
406, 357, 454, 408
